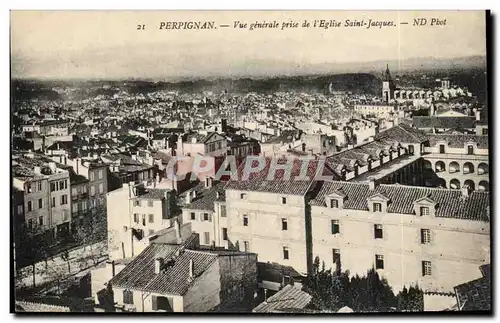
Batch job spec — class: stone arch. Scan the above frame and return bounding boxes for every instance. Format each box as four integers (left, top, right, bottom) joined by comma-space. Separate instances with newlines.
463, 162, 474, 175
478, 163, 488, 175
435, 161, 445, 172
478, 180, 489, 192
450, 178, 460, 189
423, 160, 432, 169
449, 161, 460, 174
464, 180, 475, 191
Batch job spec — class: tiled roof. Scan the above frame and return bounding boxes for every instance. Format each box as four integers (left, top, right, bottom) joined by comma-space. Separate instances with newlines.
265, 130, 302, 144
109, 245, 218, 296
257, 262, 304, 283
183, 182, 226, 212
374, 123, 429, 143
311, 181, 490, 221
454, 273, 491, 311
427, 134, 488, 149
135, 188, 170, 200
413, 116, 476, 129
224, 157, 333, 196
253, 285, 312, 313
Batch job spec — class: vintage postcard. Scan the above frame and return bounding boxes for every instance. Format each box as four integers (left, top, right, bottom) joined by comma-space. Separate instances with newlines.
10, 10, 490, 314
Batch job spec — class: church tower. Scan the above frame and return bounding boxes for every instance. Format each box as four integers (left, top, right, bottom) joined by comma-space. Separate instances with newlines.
382, 64, 395, 103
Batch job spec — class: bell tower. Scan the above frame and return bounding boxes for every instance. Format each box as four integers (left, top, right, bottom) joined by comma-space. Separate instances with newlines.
382, 64, 395, 103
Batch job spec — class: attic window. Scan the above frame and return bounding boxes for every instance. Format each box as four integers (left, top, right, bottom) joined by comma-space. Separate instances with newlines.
330, 199, 339, 208
373, 203, 382, 213
420, 207, 430, 216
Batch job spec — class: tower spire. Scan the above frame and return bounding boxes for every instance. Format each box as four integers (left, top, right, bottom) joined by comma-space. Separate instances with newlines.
384, 64, 391, 81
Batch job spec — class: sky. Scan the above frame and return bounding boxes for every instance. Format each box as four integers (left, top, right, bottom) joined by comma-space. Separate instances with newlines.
10, 10, 487, 80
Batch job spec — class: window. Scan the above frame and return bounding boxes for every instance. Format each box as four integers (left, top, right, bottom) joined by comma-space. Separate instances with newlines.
38, 198, 43, 209
59, 180, 66, 190
82, 201, 87, 211
243, 215, 248, 226
421, 229, 431, 244
39, 216, 44, 226
123, 290, 134, 305
482, 128, 488, 135
331, 220, 340, 234
222, 228, 228, 241
375, 255, 384, 269
90, 172, 95, 182
148, 200, 154, 207
26, 183, 32, 193
133, 213, 139, 223
283, 247, 290, 260
467, 145, 474, 155
27, 201, 32, 212
72, 203, 78, 213
190, 212, 196, 220
240, 193, 247, 199
50, 182, 56, 192
17, 205, 23, 215
72, 188, 78, 196
420, 207, 429, 216
422, 261, 432, 276
51, 197, 56, 208
63, 210, 69, 221
90, 186, 96, 196
204, 232, 210, 245
373, 203, 382, 213
330, 199, 339, 208
439, 145, 445, 154
98, 169, 103, 180
148, 214, 154, 223
60, 195, 68, 205
27, 219, 33, 229
203, 213, 209, 221
134, 200, 140, 207
37, 181, 42, 191
244, 241, 249, 252
99, 183, 104, 194
408, 145, 414, 155
333, 249, 341, 264
374, 224, 383, 239
281, 197, 287, 204
282, 218, 288, 231
82, 186, 87, 193
142, 214, 146, 226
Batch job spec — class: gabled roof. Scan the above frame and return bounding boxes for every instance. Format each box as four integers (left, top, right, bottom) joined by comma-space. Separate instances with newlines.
225, 157, 334, 196
374, 123, 429, 143
253, 285, 312, 313
311, 181, 490, 221
109, 245, 218, 296
181, 182, 226, 212
413, 196, 437, 205
367, 192, 390, 202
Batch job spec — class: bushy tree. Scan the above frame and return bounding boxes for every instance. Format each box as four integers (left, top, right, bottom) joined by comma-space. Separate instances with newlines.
304, 257, 422, 313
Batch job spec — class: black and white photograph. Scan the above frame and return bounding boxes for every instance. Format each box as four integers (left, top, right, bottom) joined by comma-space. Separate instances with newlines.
10, 10, 491, 314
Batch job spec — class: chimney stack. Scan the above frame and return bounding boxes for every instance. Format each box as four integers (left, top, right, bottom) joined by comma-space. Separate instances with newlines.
462, 185, 471, 198
192, 190, 197, 199
154, 258, 164, 274
185, 191, 192, 204
48, 162, 57, 174
368, 177, 377, 190
189, 259, 194, 280
216, 191, 221, 199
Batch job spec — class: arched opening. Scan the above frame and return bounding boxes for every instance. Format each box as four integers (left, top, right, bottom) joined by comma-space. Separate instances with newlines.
450, 179, 460, 189
437, 178, 446, 188
478, 163, 488, 175
478, 180, 489, 192
463, 162, 474, 175
464, 180, 475, 191
423, 160, 432, 170
449, 161, 460, 174
435, 161, 445, 172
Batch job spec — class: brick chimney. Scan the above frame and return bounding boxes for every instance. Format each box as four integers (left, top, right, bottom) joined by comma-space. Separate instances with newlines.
368, 177, 377, 190
154, 258, 164, 274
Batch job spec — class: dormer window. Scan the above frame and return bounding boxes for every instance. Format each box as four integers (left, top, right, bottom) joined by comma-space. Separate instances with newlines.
327, 190, 346, 209
373, 203, 382, 212
413, 196, 437, 217
467, 145, 474, 155
330, 199, 339, 208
